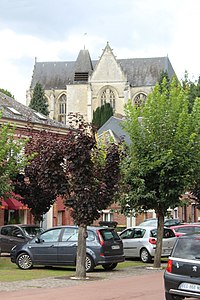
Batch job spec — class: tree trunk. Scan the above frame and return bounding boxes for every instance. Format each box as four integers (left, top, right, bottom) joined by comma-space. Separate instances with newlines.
75, 224, 87, 279
153, 212, 164, 268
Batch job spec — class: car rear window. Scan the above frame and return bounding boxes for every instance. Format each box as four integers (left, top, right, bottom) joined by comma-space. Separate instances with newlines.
150, 228, 175, 238
172, 237, 200, 260
99, 229, 120, 241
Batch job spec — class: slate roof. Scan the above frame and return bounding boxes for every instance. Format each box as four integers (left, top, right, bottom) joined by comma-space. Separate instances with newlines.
30, 47, 175, 90
0, 91, 68, 129
98, 116, 131, 145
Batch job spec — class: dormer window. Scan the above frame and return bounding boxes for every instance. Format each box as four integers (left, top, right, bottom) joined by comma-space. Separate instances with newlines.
6, 106, 21, 115
34, 111, 47, 120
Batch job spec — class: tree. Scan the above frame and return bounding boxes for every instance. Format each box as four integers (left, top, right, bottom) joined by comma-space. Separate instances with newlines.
92, 103, 113, 129
182, 72, 200, 113
0, 88, 15, 99
29, 83, 49, 116
14, 113, 121, 278
119, 77, 200, 268
0, 113, 31, 201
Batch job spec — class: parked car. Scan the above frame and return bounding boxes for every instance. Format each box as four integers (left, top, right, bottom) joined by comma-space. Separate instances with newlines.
170, 224, 200, 237
164, 233, 200, 300
10, 225, 124, 272
139, 218, 182, 227
0, 224, 44, 254
119, 226, 176, 263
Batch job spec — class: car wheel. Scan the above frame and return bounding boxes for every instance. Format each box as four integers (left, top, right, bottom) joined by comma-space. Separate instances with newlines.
85, 254, 94, 272
102, 263, 118, 271
17, 252, 33, 270
140, 248, 152, 263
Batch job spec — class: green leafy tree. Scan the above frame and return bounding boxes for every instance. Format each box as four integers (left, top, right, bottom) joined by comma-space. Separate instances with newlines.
0, 112, 31, 200
14, 113, 121, 278
29, 83, 49, 116
120, 77, 200, 268
92, 103, 113, 129
182, 72, 200, 112
181, 73, 200, 200
0, 88, 15, 99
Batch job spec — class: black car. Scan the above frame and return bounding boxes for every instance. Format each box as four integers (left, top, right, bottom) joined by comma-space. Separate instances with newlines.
164, 233, 200, 299
0, 224, 44, 254
10, 225, 124, 272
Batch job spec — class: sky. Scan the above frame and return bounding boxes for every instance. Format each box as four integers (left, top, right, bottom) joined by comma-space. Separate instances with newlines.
0, 0, 199, 104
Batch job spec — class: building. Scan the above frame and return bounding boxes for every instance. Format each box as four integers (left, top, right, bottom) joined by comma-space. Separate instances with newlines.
27, 42, 175, 124
0, 91, 70, 227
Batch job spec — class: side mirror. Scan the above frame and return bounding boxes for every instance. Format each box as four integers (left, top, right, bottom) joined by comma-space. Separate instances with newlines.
35, 237, 42, 243
16, 234, 25, 239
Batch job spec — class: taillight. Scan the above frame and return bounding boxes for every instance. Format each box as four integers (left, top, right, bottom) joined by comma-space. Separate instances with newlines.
97, 230, 105, 246
149, 237, 157, 245
166, 259, 173, 273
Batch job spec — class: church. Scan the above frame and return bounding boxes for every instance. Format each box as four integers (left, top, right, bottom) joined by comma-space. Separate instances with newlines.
26, 42, 176, 123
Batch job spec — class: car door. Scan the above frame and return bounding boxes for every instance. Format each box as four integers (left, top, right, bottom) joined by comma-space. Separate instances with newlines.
162, 228, 177, 255
120, 228, 145, 257
28, 228, 62, 264
57, 227, 78, 264
0, 226, 26, 252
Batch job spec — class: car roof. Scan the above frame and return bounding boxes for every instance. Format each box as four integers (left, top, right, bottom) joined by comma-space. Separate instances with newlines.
177, 232, 200, 239
0, 224, 41, 228
170, 224, 200, 229
43, 225, 114, 231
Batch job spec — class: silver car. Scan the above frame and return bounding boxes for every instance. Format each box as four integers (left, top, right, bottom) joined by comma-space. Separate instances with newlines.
119, 226, 176, 263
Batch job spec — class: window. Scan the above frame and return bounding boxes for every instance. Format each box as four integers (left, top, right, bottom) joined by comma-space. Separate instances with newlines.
62, 228, 78, 242
133, 93, 147, 107
58, 94, 67, 124
40, 228, 61, 242
120, 228, 134, 239
100, 88, 116, 109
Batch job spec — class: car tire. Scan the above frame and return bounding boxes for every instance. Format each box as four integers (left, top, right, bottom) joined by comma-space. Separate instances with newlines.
102, 263, 118, 271
16, 252, 33, 270
140, 248, 152, 263
85, 254, 94, 272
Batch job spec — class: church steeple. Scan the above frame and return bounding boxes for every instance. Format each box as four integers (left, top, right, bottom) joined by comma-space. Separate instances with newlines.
74, 49, 93, 82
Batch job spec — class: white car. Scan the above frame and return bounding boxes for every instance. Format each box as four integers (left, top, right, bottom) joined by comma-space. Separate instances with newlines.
119, 226, 176, 263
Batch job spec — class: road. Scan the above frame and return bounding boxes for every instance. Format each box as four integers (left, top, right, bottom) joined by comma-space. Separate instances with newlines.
0, 269, 198, 300
0, 271, 167, 300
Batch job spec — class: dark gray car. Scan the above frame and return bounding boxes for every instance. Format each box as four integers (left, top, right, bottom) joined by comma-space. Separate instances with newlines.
164, 233, 200, 299
10, 225, 124, 272
0, 224, 43, 254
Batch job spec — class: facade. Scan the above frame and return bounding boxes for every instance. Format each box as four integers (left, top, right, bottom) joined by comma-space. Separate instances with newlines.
0, 91, 70, 226
27, 42, 175, 124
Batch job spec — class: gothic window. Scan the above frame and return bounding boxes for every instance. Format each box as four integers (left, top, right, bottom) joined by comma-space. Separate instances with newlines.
58, 94, 67, 124
133, 93, 147, 107
100, 88, 116, 109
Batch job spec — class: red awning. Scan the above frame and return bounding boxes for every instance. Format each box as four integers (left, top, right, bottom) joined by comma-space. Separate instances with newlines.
0, 200, 8, 209
5, 198, 28, 210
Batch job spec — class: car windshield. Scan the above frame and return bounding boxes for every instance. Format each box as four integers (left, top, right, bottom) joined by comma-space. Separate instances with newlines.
173, 237, 200, 260
22, 227, 43, 237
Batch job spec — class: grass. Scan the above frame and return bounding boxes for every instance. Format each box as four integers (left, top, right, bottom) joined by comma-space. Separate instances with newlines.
0, 256, 150, 282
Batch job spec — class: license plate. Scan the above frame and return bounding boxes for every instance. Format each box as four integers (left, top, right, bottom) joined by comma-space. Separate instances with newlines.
112, 245, 120, 250
179, 282, 200, 292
